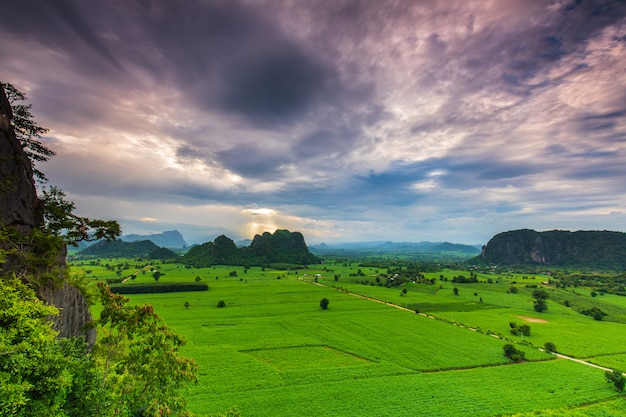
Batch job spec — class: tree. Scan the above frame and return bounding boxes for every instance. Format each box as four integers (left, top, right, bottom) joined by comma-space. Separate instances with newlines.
320, 298, 330, 310
0, 81, 53, 181
509, 286, 518, 293
217, 300, 226, 308
532, 289, 549, 313
518, 324, 531, 337
152, 270, 162, 281
453, 287, 459, 296
533, 299, 548, 313
184, 301, 190, 309
0, 276, 68, 416
503, 343, 525, 362
605, 369, 625, 392
93, 283, 198, 416
544, 342, 557, 353
1, 83, 120, 246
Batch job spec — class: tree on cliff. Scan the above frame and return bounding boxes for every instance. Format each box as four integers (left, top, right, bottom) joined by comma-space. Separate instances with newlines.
0, 82, 200, 416
0, 81, 53, 181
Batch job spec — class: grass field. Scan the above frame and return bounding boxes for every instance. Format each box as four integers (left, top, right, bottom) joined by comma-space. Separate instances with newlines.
70, 260, 625, 416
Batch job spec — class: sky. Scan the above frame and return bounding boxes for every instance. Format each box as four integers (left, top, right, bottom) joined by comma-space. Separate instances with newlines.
2, 0, 626, 245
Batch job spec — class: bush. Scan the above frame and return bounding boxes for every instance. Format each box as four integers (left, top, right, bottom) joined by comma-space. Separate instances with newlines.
217, 300, 226, 308
518, 324, 531, 336
605, 369, 625, 392
320, 298, 329, 310
503, 343, 525, 362
544, 342, 557, 353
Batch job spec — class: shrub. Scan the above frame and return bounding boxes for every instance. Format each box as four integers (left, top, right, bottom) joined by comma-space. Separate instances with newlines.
217, 300, 226, 308
503, 344, 525, 362
544, 342, 557, 353
518, 324, 531, 336
320, 298, 329, 310
605, 369, 625, 392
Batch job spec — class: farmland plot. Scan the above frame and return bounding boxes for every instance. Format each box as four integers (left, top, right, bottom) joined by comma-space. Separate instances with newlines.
74, 260, 622, 416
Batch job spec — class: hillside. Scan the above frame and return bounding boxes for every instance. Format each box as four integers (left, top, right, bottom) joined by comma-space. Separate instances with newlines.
479, 229, 626, 269
182, 230, 322, 267
77, 239, 160, 257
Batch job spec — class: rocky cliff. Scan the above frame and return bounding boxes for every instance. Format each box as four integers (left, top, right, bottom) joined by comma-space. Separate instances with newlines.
0, 86, 95, 345
480, 229, 626, 269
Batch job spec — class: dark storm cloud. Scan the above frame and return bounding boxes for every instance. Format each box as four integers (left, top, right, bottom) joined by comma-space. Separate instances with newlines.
118, 0, 348, 127
214, 48, 330, 126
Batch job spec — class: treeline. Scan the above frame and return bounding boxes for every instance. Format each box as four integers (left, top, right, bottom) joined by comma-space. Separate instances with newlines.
109, 281, 209, 294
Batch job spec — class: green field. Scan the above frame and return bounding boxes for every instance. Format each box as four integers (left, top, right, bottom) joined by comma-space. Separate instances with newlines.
70, 260, 626, 416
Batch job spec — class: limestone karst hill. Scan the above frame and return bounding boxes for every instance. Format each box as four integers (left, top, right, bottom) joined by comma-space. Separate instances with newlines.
478, 229, 626, 269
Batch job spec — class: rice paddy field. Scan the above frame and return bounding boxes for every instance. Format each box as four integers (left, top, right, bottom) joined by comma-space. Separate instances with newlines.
70, 259, 626, 416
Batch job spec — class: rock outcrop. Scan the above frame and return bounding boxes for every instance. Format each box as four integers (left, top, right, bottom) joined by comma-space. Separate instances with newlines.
480, 229, 626, 269
0, 85, 96, 345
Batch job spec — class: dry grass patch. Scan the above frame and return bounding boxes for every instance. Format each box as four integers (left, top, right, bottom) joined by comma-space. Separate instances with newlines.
517, 315, 549, 323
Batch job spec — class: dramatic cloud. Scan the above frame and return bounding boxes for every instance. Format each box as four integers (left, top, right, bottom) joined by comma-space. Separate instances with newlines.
2, 0, 625, 244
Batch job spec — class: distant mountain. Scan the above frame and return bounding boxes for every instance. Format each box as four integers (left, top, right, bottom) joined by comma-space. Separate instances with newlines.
122, 230, 187, 248
308, 241, 481, 257
236, 239, 252, 247
77, 239, 160, 257
478, 229, 626, 269
182, 230, 322, 267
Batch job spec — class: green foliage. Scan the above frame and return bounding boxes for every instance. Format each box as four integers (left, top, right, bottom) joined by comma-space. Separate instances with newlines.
93, 283, 198, 416
210, 406, 241, 417
579, 306, 608, 321
544, 342, 557, 353
109, 281, 209, 294
503, 343, 526, 362
0, 276, 66, 416
319, 297, 330, 310
605, 369, 625, 392
0, 226, 66, 286
532, 289, 549, 312
518, 324, 531, 336
217, 300, 226, 308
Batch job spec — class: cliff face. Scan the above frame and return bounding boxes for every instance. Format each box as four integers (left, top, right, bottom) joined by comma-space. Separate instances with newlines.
0, 86, 95, 345
481, 229, 626, 269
